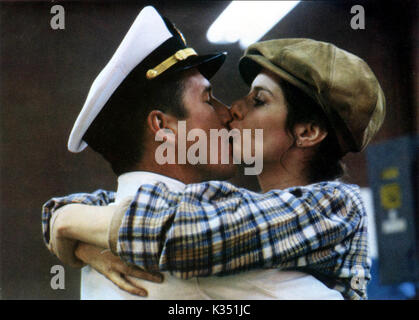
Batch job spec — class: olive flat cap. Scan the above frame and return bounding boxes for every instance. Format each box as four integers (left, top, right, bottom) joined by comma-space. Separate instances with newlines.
239, 38, 386, 154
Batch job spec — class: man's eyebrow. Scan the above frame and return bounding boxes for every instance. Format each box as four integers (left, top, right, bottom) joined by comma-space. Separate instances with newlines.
203, 84, 212, 95
252, 86, 274, 96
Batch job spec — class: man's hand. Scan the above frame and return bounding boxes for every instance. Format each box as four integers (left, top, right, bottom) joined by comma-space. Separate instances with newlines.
48, 205, 84, 268
75, 242, 164, 297
48, 203, 164, 297
48, 203, 115, 267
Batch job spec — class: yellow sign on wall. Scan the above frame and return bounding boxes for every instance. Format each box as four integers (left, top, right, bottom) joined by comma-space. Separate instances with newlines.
380, 183, 402, 210
380, 167, 399, 180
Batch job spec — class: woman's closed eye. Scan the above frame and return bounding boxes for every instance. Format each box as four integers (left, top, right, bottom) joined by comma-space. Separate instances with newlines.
253, 96, 265, 107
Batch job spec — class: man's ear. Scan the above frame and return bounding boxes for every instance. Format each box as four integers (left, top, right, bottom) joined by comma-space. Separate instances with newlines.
293, 122, 328, 148
147, 110, 178, 135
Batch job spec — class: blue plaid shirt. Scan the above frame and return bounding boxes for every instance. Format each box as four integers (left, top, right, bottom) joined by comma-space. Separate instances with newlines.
42, 180, 371, 300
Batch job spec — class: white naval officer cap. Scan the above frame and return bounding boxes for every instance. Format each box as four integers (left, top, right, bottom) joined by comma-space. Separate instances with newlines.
68, 6, 226, 153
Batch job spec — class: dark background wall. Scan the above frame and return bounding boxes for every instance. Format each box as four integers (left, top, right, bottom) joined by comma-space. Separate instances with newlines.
0, 0, 417, 299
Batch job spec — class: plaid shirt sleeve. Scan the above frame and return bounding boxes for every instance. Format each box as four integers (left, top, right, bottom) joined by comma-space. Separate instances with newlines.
117, 180, 370, 300
41, 189, 115, 245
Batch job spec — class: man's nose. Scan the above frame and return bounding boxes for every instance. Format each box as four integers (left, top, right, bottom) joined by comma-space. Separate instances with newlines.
213, 99, 233, 127
230, 99, 247, 121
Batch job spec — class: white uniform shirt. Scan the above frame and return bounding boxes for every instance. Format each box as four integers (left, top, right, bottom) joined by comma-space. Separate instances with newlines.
81, 171, 343, 300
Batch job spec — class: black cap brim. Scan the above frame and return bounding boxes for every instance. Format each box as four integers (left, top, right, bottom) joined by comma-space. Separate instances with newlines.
164, 52, 227, 80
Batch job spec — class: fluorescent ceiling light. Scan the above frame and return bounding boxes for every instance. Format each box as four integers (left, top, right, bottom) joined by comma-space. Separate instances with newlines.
207, 1, 300, 48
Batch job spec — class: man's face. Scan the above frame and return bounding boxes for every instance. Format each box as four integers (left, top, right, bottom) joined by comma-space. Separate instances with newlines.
180, 69, 237, 181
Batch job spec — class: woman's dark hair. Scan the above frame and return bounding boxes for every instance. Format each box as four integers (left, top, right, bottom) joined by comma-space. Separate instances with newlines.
83, 71, 188, 176
279, 79, 346, 182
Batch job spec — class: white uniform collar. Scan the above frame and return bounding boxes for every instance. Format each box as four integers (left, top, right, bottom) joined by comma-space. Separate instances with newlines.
115, 171, 185, 204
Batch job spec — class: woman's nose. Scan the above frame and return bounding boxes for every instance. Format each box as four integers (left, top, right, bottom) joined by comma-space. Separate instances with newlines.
230, 99, 247, 121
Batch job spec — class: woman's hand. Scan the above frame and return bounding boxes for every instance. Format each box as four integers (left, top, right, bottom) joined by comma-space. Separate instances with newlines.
75, 242, 164, 297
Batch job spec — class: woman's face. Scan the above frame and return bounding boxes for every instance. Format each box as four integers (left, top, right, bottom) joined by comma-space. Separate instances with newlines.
229, 70, 294, 165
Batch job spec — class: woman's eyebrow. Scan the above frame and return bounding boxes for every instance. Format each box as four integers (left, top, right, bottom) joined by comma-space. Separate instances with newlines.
252, 86, 274, 97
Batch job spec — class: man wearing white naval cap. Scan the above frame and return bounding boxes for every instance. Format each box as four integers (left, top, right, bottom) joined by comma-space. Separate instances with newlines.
42, 6, 343, 300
